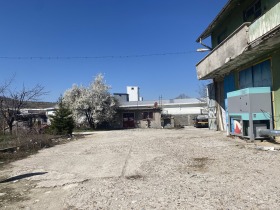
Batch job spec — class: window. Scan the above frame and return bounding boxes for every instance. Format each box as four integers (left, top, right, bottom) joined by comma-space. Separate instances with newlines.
239, 60, 271, 89
243, 0, 262, 22
142, 112, 153, 120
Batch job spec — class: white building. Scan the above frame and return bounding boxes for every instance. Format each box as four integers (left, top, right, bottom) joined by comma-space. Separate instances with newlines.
119, 98, 207, 126
126, 86, 141, 102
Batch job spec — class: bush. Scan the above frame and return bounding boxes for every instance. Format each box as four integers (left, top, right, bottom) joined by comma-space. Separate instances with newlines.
49, 98, 75, 135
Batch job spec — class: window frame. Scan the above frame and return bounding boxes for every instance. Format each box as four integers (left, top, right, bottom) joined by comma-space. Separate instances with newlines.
243, 0, 262, 22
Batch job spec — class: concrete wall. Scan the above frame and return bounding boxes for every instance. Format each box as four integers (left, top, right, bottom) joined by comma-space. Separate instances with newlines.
196, 24, 249, 80
173, 114, 197, 126
113, 109, 162, 129
139, 112, 162, 129
211, 2, 247, 48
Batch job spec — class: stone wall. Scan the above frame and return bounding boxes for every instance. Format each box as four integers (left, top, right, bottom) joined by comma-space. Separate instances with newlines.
173, 114, 197, 127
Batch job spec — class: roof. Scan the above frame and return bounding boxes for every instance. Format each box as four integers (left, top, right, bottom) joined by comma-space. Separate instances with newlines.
118, 107, 161, 111
113, 93, 128, 95
196, 0, 238, 42
119, 98, 204, 108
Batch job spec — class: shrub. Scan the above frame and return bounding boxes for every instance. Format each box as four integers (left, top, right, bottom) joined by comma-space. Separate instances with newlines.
49, 98, 75, 135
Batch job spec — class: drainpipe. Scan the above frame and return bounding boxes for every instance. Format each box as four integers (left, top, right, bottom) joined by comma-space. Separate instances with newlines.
259, 129, 280, 137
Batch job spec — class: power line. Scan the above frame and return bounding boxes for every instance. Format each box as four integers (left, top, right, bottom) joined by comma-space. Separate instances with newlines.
0, 51, 196, 60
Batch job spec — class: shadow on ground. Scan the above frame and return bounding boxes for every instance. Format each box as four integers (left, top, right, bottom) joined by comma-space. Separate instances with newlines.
0, 172, 47, 183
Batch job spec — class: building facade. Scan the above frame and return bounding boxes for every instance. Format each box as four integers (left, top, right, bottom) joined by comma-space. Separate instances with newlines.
196, 0, 280, 136
113, 98, 207, 129
113, 106, 163, 129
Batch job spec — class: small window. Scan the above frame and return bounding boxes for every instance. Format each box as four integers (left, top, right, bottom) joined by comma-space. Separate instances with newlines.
131, 87, 134, 90
142, 112, 153, 120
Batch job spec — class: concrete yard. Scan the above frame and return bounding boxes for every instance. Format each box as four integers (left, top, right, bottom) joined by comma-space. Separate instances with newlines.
1, 127, 280, 209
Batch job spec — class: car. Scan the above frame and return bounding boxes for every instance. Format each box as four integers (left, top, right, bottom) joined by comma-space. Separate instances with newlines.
193, 115, 209, 128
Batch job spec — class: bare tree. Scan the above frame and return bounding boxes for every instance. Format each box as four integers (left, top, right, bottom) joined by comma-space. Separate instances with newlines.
0, 78, 12, 133
0, 81, 47, 134
0, 75, 14, 95
197, 82, 208, 102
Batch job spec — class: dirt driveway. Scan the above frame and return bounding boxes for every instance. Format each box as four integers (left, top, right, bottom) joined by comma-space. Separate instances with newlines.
1, 127, 280, 209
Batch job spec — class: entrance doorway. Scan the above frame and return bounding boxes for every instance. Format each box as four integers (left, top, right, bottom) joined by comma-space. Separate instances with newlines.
123, 113, 135, 128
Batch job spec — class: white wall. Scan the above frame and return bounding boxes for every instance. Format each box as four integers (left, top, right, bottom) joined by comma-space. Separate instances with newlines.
162, 107, 203, 115
127, 86, 140, 101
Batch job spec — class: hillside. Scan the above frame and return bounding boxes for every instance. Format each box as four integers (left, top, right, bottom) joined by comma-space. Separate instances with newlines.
24, 101, 57, 109
0, 97, 57, 109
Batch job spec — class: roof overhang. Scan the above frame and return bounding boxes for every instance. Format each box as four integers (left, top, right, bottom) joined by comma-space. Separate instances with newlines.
196, 0, 238, 42
118, 107, 161, 111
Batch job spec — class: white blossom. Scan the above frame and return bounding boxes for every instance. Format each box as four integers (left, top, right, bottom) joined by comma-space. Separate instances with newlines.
63, 74, 118, 128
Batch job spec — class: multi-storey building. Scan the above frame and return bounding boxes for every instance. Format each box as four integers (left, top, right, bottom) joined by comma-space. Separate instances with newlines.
196, 0, 280, 136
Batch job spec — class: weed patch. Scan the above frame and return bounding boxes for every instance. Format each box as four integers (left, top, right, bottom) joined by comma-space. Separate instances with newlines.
0, 133, 74, 167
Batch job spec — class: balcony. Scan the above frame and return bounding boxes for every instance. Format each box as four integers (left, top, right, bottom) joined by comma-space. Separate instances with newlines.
196, 23, 250, 80
196, 2, 280, 80
248, 3, 280, 43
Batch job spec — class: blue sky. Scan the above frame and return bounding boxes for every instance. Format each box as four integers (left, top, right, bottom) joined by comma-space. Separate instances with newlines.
0, 0, 227, 102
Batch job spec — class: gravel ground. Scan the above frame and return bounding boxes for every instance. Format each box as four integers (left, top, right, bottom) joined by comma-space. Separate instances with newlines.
1, 127, 280, 209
